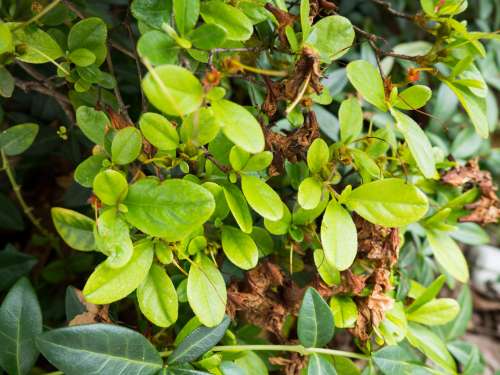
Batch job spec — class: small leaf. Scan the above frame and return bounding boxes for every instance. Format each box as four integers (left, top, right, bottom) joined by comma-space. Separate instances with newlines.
36, 324, 162, 374
241, 175, 283, 221
181, 108, 220, 146
83, 239, 154, 304
68, 17, 107, 65
168, 316, 230, 364
211, 100, 265, 154
200, 1, 253, 41
111, 127, 143, 165
68, 48, 96, 67
138, 264, 178, 327
264, 203, 292, 235
339, 97, 363, 142
297, 287, 334, 347
307, 354, 337, 375
189, 24, 226, 50
0, 67, 14, 98
305, 15, 354, 62
74, 154, 106, 188
131, 0, 172, 28
321, 201, 357, 271
298, 177, 322, 209
229, 146, 250, 171
140, 112, 179, 150
0, 123, 38, 156
14, 27, 63, 64
173, 0, 200, 35
0, 278, 42, 375
187, 255, 227, 327
346, 60, 387, 112
313, 249, 340, 286
307, 138, 329, 173
243, 151, 273, 172
223, 184, 253, 233
407, 298, 459, 326
426, 230, 469, 283
143, 65, 203, 116
75, 106, 109, 145
51, 207, 95, 251
393, 85, 432, 110
221, 226, 258, 270
93, 170, 128, 205
406, 275, 446, 313
330, 296, 357, 328
345, 179, 429, 227
137, 31, 178, 65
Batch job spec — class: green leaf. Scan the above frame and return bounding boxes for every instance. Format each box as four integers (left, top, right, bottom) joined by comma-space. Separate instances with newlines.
229, 146, 250, 171
200, 1, 253, 41
407, 323, 457, 374
426, 230, 469, 283
181, 108, 220, 146
264, 203, 291, 235
407, 299, 459, 326
298, 177, 322, 209
211, 100, 265, 154
168, 316, 230, 364
36, 324, 162, 374
346, 60, 387, 112
313, 249, 340, 286
307, 138, 329, 174
330, 296, 357, 328
51, 207, 95, 251
406, 275, 446, 313
221, 226, 258, 270
445, 81, 489, 138
305, 15, 354, 62
321, 201, 357, 271
174, 0, 200, 35
143, 65, 203, 116
373, 346, 436, 375
68, 17, 107, 65
137, 31, 179, 66
234, 351, 268, 375
350, 149, 380, 179
202, 182, 230, 220
187, 255, 227, 327
393, 85, 432, 110
241, 175, 283, 221
0, 22, 13, 55
83, 239, 154, 304
138, 264, 178, 327
308, 354, 337, 375
140, 112, 179, 150
14, 27, 63, 63
75, 154, 106, 188
391, 109, 436, 178
189, 24, 226, 50
132, 0, 172, 28
339, 97, 363, 142
111, 127, 143, 165
94, 208, 134, 268
0, 66, 14, 98
0, 245, 37, 291
0, 123, 38, 156
0, 278, 42, 375
293, 197, 328, 226
300, 0, 311, 40
123, 178, 215, 240
76, 106, 109, 145
297, 287, 334, 347
243, 151, 273, 172
223, 184, 253, 233
345, 178, 429, 227
377, 302, 407, 345
441, 286, 472, 340
68, 48, 96, 67
93, 170, 128, 205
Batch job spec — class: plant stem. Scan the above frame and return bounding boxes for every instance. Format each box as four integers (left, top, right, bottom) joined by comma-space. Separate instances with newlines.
1, 150, 51, 237
210, 345, 370, 360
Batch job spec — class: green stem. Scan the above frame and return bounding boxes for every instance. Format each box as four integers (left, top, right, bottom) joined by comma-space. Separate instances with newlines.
15, 0, 62, 29
1, 150, 51, 237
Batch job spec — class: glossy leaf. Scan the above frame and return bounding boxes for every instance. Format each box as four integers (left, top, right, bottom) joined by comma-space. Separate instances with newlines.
427, 230, 469, 283
297, 287, 334, 347
298, 177, 322, 209
305, 15, 354, 62
14, 27, 63, 64
74, 154, 106, 188
200, 2, 253, 41
313, 249, 340, 286
330, 296, 357, 328
51, 207, 95, 251
75, 106, 109, 145
307, 138, 329, 173
339, 97, 363, 142
68, 17, 107, 65
223, 184, 253, 234
0, 123, 38, 156
407, 298, 459, 326
131, 0, 172, 28
137, 31, 178, 65
221, 226, 258, 270
406, 275, 446, 313
93, 169, 128, 205
174, 0, 200, 35
346, 60, 387, 112
373, 346, 436, 375
111, 127, 143, 165
393, 85, 432, 110
140, 112, 179, 150
241, 175, 283, 221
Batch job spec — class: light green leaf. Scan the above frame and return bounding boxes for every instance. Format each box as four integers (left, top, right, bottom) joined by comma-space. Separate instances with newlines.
241, 175, 283, 221
297, 287, 334, 347
202, 182, 229, 220
298, 177, 322, 209
300, 0, 311, 40
140, 112, 179, 150
346, 60, 387, 112
138, 264, 178, 327
200, 1, 253, 41
407, 275, 446, 313
330, 296, 357, 328
211, 99, 264, 154
137, 31, 178, 66
264, 203, 291, 235
75, 154, 106, 188
188, 23, 226, 50
132, 0, 172, 28
68, 48, 96, 67
75, 106, 109, 145
292, 197, 328, 226
407, 298, 459, 326
0, 67, 15, 98
51, 207, 95, 251
426, 230, 469, 283
377, 302, 407, 345
0, 123, 38, 156
111, 127, 143, 165
305, 15, 354, 62
234, 351, 268, 375
223, 184, 253, 233
68, 17, 107, 65
0, 22, 13, 55
243, 151, 273, 172
373, 346, 437, 375
229, 146, 250, 171
187, 255, 227, 327
313, 249, 340, 286
181, 108, 220, 146
391, 109, 436, 178
36, 324, 162, 375
393, 85, 432, 110
345, 178, 429, 227
321, 201, 357, 271
143, 65, 203, 116
93, 169, 128, 205
221, 226, 258, 270
123, 178, 215, 240
307, 138, 329, 174
0, 278, 42, 375
14, 27, 63, 64
350, 149, 380, 178
83, 239, 154, 304
339, 97, 363, 142
174, 0, 200, 35
308, 354, 337, 375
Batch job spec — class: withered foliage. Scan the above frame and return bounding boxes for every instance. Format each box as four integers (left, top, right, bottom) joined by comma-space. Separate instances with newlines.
264, 4, 297, 47
68, 288, 111, 326
283, 47, 323, 102
269, 353, 307, 375
442, 159, 500, 225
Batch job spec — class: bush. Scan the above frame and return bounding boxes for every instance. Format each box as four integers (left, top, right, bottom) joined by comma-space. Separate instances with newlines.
0, 0, 498, 374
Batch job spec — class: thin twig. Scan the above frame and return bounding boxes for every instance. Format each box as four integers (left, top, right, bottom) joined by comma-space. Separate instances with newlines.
201, 147, 231, 173
370, 0, 415, 20
106, 52, 133, 124
124, 16, 147, 113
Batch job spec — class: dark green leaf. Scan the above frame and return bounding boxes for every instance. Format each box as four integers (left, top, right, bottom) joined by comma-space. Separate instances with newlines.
68, 18, 107, 65
307, 354, 337, 375
0, 123, 38, 156
297, 287, 334, 347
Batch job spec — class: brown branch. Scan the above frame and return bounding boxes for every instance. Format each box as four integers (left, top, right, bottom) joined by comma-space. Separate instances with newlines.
370, 0, 415, 20
201, 147, 231, 173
